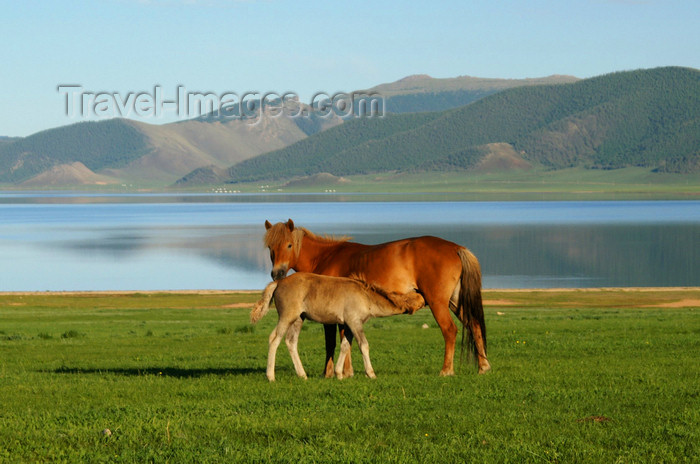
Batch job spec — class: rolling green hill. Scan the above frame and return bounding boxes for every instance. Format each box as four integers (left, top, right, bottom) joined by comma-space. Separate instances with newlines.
0, 119, 150, 183
180, 112, 443, 185
0, 115, 330, 186
2, 74, 581, 187
209, 67, 698, 184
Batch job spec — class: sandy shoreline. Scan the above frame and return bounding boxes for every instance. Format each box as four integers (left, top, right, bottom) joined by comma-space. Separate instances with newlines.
0, 289, 260, 296
487, 287, 700, 293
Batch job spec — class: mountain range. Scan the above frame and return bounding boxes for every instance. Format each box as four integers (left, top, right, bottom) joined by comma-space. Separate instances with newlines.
0, 106, 341, 186
0, 67, 697, 188
190, 66, 699, 185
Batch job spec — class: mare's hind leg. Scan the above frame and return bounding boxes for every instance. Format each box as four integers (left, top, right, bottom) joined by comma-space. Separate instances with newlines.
285, 318, 307, 379
426, 297, 458, 376
450, 283, 490, 374
469, 318, 491, 374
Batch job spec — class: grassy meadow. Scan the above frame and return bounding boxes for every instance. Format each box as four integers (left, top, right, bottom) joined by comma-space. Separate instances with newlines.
4, 166, 698, 200
1, 289, 699, 462
270, 167, 700, 200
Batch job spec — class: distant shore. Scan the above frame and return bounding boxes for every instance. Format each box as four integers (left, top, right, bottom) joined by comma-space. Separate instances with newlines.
2, 286, 698, 295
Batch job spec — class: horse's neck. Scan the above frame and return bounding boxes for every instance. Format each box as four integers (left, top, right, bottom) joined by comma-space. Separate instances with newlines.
368, 289, 423, 316
294, 235, 347, 273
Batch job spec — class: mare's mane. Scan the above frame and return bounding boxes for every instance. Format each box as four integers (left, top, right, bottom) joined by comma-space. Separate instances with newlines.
301, 227, 350, 244
263, 223, 349, 257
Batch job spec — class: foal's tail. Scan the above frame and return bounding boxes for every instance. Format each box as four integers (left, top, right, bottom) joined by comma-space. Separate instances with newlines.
457, 248, 487, 363
250, 281, 278, 324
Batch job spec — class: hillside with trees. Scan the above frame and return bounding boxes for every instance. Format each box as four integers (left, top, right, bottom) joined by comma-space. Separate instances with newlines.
0, 120, 150, 183
2, 68, 697, 189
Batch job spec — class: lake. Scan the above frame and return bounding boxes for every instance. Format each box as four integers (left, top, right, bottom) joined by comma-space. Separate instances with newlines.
0, 193, 698, 291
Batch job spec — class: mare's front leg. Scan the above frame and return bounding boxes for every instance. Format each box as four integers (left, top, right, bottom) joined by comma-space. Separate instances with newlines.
285, 318, 307, 379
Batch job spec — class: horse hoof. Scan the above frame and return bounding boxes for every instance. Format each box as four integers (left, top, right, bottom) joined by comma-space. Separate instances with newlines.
439, 369, 455, 377
478, 365, 492, 375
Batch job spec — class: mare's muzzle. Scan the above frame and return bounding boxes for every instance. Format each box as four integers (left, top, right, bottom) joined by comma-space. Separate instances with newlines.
271, 267, 288, 281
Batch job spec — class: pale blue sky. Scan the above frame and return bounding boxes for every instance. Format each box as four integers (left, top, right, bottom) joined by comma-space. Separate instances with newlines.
2, 0, 698, 137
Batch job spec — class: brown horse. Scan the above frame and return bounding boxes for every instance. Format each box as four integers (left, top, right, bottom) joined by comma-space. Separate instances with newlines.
250, 272, 425, 381
264, 219, 490, 376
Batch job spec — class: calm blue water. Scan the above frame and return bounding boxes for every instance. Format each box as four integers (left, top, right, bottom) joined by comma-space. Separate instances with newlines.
0, 193, 698, 291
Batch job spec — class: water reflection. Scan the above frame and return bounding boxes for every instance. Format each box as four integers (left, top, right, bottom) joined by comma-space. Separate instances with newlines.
0, 196, 698, 291
325, 223, 699, 288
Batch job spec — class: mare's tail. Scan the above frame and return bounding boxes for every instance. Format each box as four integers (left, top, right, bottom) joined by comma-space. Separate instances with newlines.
250, 281, 278, 324
457, 248, 486, 363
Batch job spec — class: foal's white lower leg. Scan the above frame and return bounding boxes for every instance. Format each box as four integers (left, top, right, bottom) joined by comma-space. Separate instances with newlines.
285, 318, 307, 379
354, 329, 376, 379
267, 324, 287, 382
335, 337, 351, 380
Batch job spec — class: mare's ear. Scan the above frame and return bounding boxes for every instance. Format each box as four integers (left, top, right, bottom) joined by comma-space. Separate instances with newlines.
265, 220, 272, 230
286, 219, 295, 231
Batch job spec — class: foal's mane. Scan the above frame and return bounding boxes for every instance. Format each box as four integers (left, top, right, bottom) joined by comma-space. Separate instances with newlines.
263, 223, 349, 257
348, 273, 396, 304
349, 272, 425, 313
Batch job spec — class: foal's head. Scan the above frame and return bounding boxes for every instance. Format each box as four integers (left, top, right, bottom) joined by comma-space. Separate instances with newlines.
264, 219, 303, 280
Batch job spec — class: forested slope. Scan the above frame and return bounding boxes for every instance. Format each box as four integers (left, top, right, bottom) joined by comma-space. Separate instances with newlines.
215, 67, 699, 184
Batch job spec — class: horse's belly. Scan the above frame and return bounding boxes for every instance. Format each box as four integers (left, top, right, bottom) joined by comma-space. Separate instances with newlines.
302, 311, 344, 325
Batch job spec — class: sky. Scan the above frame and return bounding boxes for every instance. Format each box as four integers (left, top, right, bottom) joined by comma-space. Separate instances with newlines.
1, 0, 698, 137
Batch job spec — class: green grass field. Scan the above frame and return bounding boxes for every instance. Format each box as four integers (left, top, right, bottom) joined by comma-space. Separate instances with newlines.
1, 289, 699, 462
269, 168, 700, 200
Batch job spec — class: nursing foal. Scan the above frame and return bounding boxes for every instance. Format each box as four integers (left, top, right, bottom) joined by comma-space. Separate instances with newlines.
250, 272, 425, 381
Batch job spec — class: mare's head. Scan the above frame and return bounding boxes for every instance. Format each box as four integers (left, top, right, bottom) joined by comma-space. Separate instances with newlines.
264, 219, 304, 280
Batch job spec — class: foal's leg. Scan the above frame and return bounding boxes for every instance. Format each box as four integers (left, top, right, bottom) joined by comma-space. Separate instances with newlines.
339, 324, 354, 378
335, 336, 352, 380
285, 318, 307, 379
267, 315, 297, 382
348, 323, 376, 379
267, 322, 289, 382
